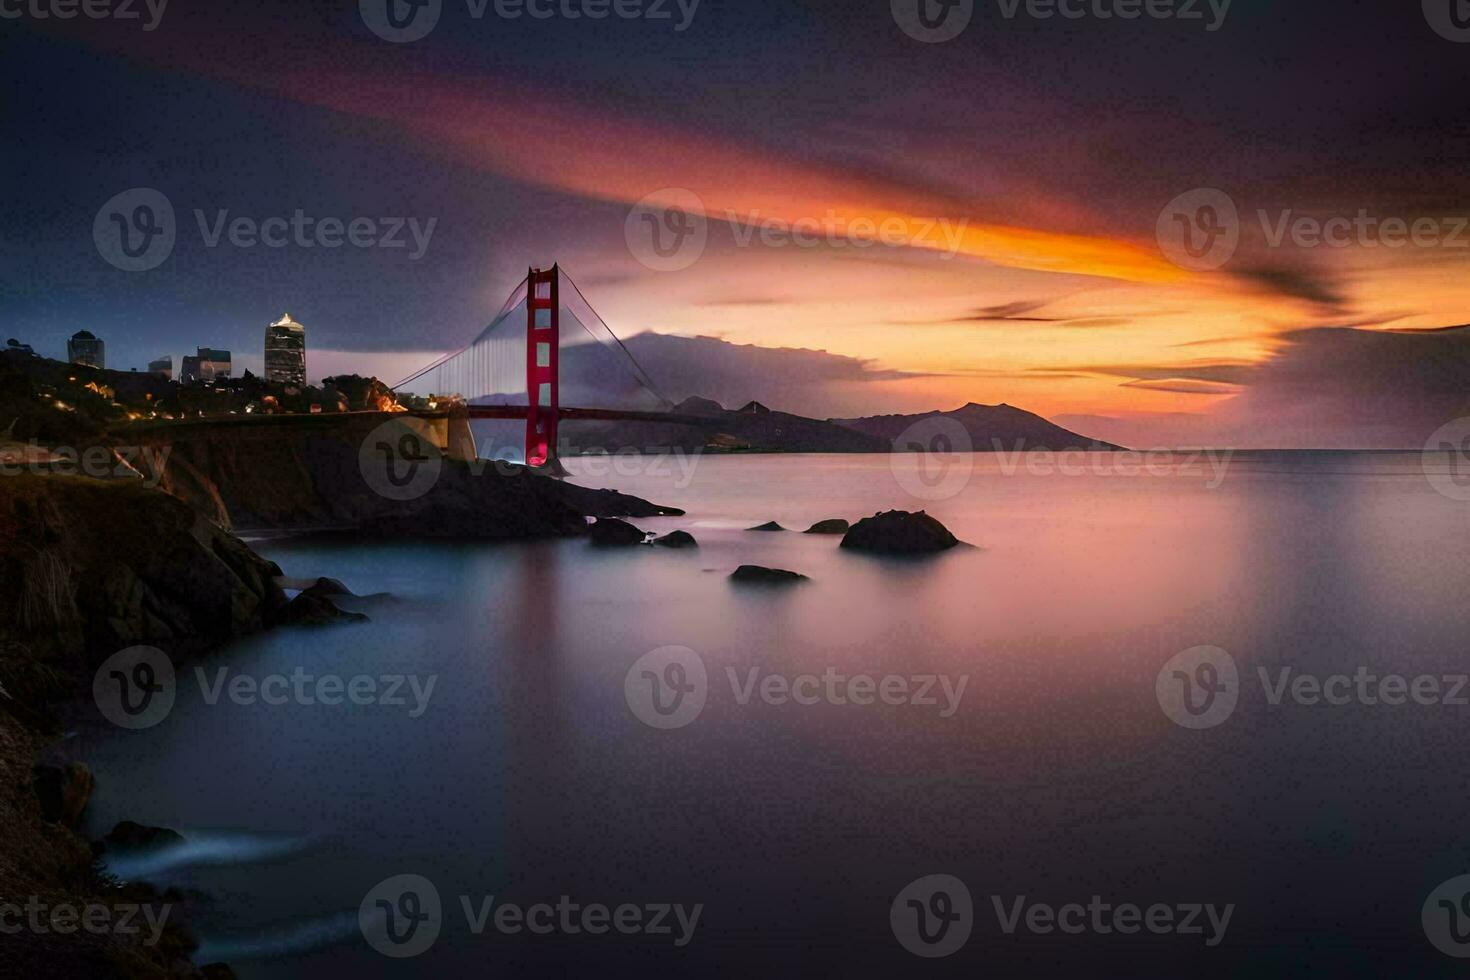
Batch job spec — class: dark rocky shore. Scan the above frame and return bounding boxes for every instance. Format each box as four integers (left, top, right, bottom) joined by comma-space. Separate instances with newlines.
131, 412, 679, 536
0, 417, 679, 978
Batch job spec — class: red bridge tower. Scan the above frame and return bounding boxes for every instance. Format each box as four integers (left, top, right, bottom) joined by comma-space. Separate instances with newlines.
525, 265, 560, 469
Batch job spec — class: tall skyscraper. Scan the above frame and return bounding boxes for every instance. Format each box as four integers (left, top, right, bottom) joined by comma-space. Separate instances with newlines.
264, 313, 306, 386
180, 348, 232, 383
67, 330, 105, 369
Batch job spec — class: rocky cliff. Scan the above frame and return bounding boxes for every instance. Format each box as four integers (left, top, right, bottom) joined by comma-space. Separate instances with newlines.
0, 474, 286, 670
125, 413, 679, 536
0, 474, 292, 979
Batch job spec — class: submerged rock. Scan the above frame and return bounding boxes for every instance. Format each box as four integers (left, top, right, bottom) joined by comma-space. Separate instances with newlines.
804, 519, 850, 535
747, 521, 786, 532
652, 530, 698, 549
730, 565, 808, 584
589, 518, 648, 547
840, 510, 959, 555
32, 762, 94, 828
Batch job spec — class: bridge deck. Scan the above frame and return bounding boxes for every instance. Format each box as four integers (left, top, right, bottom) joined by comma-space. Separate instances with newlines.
113, 407, 720, 434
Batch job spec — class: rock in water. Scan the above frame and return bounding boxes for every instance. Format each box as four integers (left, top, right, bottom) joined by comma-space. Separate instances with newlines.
730, 565, 808, 584
32, 762, 94, 827
97, 820, 185, 854
305, 576, 354, 597
589, 518, 648, 547
281, 589, 368, 626
747, 521, 786, 532
653, 530, 698, 548
840, 511, 959, 554
804, 519, 850, 535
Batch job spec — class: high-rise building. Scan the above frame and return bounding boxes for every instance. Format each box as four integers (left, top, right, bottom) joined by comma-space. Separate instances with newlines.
180, 347, 232, 383
198, 348, 231, 379
148, 355, 173, 379
264, 313, 306, 386
68, 330, 105, 369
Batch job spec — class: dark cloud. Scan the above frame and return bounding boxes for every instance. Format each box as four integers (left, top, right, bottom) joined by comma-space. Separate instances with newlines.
1121, 379, 1242, 396
1037, 361, 1259, 386
961, 300, 1059, 322
1214, 325, 1470, 447
1231, 264, 1348, 314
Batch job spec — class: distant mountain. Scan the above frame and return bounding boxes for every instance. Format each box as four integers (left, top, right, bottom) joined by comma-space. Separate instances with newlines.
831, 403, 1125, 451
562, 397, 889, 454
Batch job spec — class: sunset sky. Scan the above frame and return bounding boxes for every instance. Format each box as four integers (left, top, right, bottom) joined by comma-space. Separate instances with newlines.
4, 0, 1470, 446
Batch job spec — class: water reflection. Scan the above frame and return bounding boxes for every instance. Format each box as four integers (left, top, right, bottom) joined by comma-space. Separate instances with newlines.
60, 453, 1470, 977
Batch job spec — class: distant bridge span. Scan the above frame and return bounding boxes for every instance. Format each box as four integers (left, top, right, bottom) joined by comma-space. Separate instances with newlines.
457, 405, 712, 427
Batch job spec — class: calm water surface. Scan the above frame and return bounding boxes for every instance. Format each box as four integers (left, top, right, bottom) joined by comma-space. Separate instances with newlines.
65, 452, 1470, 977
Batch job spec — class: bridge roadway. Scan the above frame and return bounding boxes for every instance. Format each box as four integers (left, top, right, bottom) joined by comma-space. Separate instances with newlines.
111, 407, 721, 466
113, 406, 720, 432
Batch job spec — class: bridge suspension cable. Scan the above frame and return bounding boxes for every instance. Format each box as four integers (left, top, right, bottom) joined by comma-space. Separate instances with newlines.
561, 268, 671, 409
392, 266, 669, 413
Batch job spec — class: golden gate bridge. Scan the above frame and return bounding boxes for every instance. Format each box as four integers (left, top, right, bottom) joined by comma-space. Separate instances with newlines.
393, 265, 713, 469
